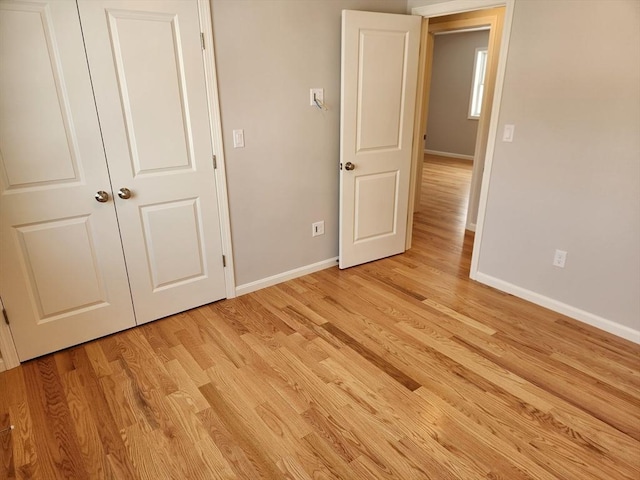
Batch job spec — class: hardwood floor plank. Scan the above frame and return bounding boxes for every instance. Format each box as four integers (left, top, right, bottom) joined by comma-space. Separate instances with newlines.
199, 382, 285, 478
60, 370, 113, 479
22, 358, 89, 479
0, 155, 637, 479
319, 322, 422, 391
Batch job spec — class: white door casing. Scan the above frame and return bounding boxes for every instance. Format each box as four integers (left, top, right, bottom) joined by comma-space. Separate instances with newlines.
77, 0, 227, 323
339, 10, 422, 269
0, 0, 136, 360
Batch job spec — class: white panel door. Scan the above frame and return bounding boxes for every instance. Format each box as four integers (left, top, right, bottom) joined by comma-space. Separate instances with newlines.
0, 0, 135, 360
77, 0, 226, 323
339, 10, 421, 269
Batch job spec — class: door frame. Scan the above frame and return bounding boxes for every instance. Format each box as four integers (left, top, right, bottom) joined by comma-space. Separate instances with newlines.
198, 0, 236, 299
0, 296, 19, 370
417, 8, 504, 234
0, 0, 235, 370
406, 0, 515, 282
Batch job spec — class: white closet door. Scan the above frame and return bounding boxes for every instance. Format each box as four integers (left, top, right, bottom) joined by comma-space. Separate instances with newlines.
77, 0, 227, 323
0, 0, 135, 361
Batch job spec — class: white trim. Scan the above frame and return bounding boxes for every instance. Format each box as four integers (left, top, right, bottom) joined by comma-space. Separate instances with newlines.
412, 0, 507, 17
474, 272, 640, 344
0, 358, 5, 373
424, 149, 474, 161
470, 0, 515, 278
0, 297, 19, 369
198, 0, 236, 298
235, 257, 338, 297
465, 222, 476, 232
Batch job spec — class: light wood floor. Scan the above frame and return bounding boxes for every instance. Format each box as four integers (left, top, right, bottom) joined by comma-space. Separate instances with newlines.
1, 155, 638, 479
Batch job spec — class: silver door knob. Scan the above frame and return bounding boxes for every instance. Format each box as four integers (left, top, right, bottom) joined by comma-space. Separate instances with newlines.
117, 187, 132, 199
344, 162, 355, 171
95, 191, 109, 203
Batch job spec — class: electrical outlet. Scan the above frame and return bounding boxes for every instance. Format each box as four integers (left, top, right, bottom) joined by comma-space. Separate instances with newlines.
312, 221, 325, 237
553, 249, 567, 268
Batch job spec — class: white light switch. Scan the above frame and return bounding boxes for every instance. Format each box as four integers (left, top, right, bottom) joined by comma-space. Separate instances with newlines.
233, 129, 245, 148
502, 124, 515, 142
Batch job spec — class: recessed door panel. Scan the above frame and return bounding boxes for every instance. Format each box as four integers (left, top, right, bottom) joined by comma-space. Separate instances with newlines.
357, 30, 408, 152
354, 172, 398, 242
0, 3, 80, 189
0, 0, 136, 361
16, 216, 106, 320
107, 9, 193, 175
141, 199, 206, 290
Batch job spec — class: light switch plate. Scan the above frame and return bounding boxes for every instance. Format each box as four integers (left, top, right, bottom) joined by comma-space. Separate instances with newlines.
233, 129, 245, 148
502, 124, 515, 142
310, 88, 324, 107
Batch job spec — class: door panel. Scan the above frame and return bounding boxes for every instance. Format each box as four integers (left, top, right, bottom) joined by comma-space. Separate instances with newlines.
357, 31, 408, 151
340, 10, 421, 269
106, 9, 194, 174
15, 216, 107, 319
0, 0, 136, 360
140, 199, 207, 290
354, 172, 399, 241
78, 0, 227, 323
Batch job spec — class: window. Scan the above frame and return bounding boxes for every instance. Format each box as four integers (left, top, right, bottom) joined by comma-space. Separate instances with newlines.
469, 47, 488, 119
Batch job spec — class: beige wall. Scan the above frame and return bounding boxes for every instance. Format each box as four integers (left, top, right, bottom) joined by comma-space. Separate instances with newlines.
211, 0, 407, 286
477, 0, 640, 332
425, 30, 489, 156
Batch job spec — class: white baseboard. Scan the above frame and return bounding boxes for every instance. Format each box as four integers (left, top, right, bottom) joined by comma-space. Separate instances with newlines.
465, 222, 476, 232
236, 257, 339, 297
424, 149, 474, 161
473, 271, 640, 344
0, 358, 5, 373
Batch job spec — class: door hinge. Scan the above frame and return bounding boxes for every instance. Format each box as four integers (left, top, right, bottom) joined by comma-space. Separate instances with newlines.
222, 255, 226, 267
0, 296, 8, 325
423, 134, 426, 140
201, 32, 205, 50
213, 154, 217, 169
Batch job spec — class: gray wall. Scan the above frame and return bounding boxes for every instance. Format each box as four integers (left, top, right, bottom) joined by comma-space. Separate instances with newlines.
478, 0, 640, 332
425, 30, 489, 157
214, 0, 640, 336
211, 0, 407, 286
411, 0, 640, 334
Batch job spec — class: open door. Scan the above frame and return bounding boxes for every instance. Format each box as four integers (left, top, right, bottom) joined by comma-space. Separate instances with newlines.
339, 10, 422, 269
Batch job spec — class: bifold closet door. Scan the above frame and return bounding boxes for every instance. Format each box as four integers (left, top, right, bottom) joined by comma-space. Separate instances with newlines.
77, 0, 227, 324
0, 0, 136, 361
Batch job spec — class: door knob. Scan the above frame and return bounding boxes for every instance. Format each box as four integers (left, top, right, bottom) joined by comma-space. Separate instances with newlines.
95, 191, 109, 203
117, 187, 132, 199
344, 162, 355, 171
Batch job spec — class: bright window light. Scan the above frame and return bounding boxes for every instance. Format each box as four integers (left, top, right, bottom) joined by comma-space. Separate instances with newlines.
469, 48, 488, 119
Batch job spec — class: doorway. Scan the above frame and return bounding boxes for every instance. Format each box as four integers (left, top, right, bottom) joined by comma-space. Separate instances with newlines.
419, 27, 491, 233
407, 5, 507, 274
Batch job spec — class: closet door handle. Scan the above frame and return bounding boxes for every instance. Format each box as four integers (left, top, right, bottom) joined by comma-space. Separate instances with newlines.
117, 187, 132, 199
95, 191, 109, 203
